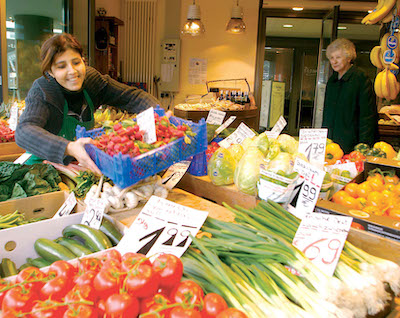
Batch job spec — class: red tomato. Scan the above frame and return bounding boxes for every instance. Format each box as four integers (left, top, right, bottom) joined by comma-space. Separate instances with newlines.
170, 306, 202, 318
97, 298, 107, 316
31, 300, 66, 318
0, 279, 12, 304
49, 260, 77, 280
140, 293, 172, 317
102, 258, 122, 271
100, 249, 122, 263
63, 304, 98, 318
201, 293, 228, 318
170, 280, 204, 308
16, 267, 47, 293
65, 284, 97, 303
125, 264, 160, 299
152, 254, 183, 289
121, 253, 151, 272
78, 257, 102, 273
2, 286, 38, 313
73, 270, 97, 288
93, 267, 124, 299
216, 308, 248, 318
104, 293, 139, 318
40, 275, 71, 301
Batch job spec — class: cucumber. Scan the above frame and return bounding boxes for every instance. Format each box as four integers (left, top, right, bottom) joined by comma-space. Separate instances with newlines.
34, 238, 76, 263
26, 257, 52, 268
62, 224, 112, 252
1, 258, 18, 277
55, 237, 92, 257
18, 263, 32, 272
100, 218, 123, 246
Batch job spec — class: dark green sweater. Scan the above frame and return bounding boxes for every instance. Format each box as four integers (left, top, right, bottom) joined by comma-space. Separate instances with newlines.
322, 65, 377, 153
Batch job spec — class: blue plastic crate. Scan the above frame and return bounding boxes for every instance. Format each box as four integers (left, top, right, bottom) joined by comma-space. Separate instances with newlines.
76, 107, 207, 188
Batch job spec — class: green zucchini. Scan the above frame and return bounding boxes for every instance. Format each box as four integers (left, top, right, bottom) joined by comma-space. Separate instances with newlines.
1, 258, 18, 277
55, 237, 92, 257
62, 224, 112, 252
100, 218, 123, 246
26, 257, 52, 268
34, 238, 76, 263
18, 263, 32, 272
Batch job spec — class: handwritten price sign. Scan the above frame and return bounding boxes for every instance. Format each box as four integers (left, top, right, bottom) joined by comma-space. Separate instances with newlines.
218, 123, 256, 148
298, 129, 327, 167
116, 196, 208, 257
292, 212, 352, 276
81, 197, 106, 229
206, 109, 226, 125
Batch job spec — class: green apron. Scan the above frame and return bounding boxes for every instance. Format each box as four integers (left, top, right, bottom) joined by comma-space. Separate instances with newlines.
25, 90, 95, 165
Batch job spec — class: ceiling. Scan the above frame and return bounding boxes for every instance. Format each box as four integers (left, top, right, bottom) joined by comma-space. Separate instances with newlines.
263, 0, 376, 11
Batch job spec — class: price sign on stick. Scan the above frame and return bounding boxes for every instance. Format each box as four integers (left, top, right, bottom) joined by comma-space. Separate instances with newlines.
298, 129, 328, 167
137, 107, 156, 144
53, 192, 77, 219
117, 196, 208, 257
206, 109, 226, 125
162, 160, 191, 190
215, 116, 236, 136
218, 122, 255, 148
293, 212, 353, 276
9, 103, 19, 131
270, 116, 287, 134
81, 197, 106, 229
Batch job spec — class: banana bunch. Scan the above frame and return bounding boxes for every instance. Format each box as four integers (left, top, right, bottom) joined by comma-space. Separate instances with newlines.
94, 106, 135, 128
375, 68, 400, 100
370, 45, 399, 69
362, 0, 398, 24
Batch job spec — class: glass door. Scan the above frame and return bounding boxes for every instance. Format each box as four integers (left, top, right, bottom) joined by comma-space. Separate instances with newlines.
313, 6, 340, 128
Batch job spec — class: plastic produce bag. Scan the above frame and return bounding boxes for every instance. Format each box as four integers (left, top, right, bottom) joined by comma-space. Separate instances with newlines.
227, 144, 245, 163
234, 146, 265, 195
207, 148, 236, 186
277, 134, 299, 154
253, 132, 270, 155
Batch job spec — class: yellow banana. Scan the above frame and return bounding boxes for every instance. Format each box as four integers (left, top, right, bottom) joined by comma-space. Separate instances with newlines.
370, 46, 384, 68
362, 0, 386, 23
387, 69, 399, 100
382, 69, 392, 99
389, 63, 399, 70
364, 0, 397, 24
375, 70, 385, 98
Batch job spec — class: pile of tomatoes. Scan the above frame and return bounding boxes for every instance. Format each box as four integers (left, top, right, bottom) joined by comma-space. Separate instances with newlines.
0, 120, 15, 143
205, 142, 220, 162
0, 250, 247, 318
331, 168, 400, 219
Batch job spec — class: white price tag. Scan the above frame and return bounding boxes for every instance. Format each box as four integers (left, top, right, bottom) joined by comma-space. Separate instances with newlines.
292, 212, 353, 276
162, 160, 191, 190
9, 104, 19, 131
116, 196, 208, 257
293, 158, 325, 218
218, 122, 256, 148
206, 109, 226, 125
215, 116, 236, 135
14, 153, 32, 164
265, 131, 279, 139
298, 129, 328, 167
270, 116, 287, 134
81, 197, 106, 229
53, 192, 77, 219
137, 107, 157, 144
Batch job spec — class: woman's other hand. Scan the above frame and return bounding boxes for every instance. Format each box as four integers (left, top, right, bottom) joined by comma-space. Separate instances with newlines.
65, 138, 102, 175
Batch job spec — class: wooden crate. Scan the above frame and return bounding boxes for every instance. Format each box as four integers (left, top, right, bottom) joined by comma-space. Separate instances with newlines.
0, 142, 25, 162
173, 107, 258, 129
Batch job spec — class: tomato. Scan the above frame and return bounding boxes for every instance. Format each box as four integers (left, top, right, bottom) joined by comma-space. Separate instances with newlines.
125, 264, 160, 299
104, 293, 139, 318
100, 249, 122, 263
170, 280, 204, 308
368, 177, 385, 192
102, 258, 122, 271
350, 222, 365, 230
367, 173, 384, 183
216, 308, 248, 318
97, 298, 107, 316
331, 190, 350, 205
356, 182, 372, 199
121, 253, 151, 272
63, 304, 98, 318
392, 184, 400, 196
31, 300, 66, 318
366, 191, 386, 210
140, 293, 171, 314
49, 260, 77, 280
40, 275, 71, 301
0, 279, 12, 304
341, 196, 359, 209
201, 293, 228, 318
363, 205, 384, 216
384, 174, 400, 185
65, 284, 97, 303
152, 253, 184, 289
93, 267, 124, 299
16, 267, 47, 294
73, 270, 97, 288
344, 183, 359, 198
78, 257, 102, 273
2, 285, 38, 313
388, 208, 400, 219
170, 306, 202, 318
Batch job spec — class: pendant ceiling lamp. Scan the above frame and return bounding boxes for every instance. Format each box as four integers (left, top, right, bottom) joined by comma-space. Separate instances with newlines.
226, 0, 246, 34
181, 0, 205, 36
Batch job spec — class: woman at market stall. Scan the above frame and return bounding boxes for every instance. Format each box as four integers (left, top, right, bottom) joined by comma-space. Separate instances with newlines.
322, 38, 377, 154
15, 33, 160, 174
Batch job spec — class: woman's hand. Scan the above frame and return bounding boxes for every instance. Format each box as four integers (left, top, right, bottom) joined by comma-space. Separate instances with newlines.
65, 138, 102, 175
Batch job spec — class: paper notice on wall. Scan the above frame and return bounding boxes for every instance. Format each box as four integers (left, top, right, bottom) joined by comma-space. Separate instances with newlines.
188, 58, 207, 85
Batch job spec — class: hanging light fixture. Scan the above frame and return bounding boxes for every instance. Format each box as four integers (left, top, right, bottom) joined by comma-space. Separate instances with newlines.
181, 0, 205, 36
226, 0, 246, 34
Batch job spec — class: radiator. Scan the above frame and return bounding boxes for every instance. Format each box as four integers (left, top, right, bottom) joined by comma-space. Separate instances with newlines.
122, 0, 157, 95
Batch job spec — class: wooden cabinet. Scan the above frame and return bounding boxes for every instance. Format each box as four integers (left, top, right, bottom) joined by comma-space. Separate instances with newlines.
94, 16, 124, 80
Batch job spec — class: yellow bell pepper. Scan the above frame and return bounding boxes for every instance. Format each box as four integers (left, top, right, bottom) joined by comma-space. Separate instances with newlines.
373, 141, 396, 159
325, 143, 344, 165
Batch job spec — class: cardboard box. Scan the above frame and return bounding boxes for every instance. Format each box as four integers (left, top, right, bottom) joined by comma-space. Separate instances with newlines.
0, 142, 25, 162
316, 157, 400, 242
0, 213, 125, 267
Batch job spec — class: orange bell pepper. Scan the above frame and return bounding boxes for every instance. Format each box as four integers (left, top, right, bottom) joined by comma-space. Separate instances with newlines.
325, 143, 344, 165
